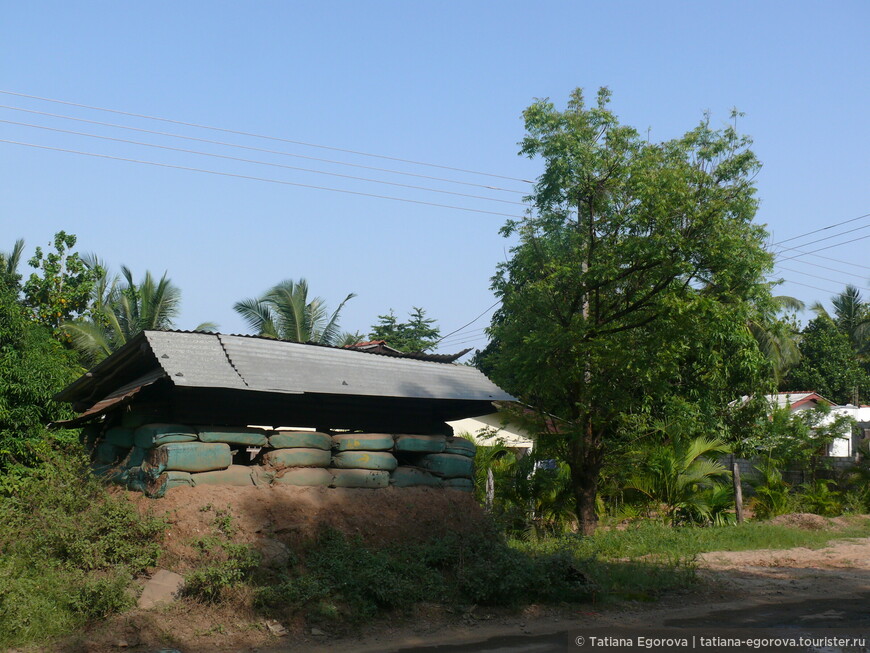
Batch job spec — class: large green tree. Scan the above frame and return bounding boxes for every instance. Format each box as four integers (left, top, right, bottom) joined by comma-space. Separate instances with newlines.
234, 278, 355, 345
368, 307, 441, 352
783, 316, 869, 404
487, 88, 776, 534
0, 281, 79, 469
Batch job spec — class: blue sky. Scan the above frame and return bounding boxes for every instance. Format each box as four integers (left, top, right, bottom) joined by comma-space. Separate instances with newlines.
2, 1, 868, 354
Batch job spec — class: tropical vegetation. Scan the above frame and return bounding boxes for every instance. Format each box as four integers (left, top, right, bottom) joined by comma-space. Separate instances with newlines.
233, 278, 355, 345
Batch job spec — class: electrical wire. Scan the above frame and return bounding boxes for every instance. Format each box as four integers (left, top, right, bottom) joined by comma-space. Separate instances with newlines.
0, 104, 526, 194
769, 212, 870, 247
772, 222, 870, 258
435, 300, 501, 344
0, 118, 526, 206
776, 265, 870, 292
0, 89, 534, 183
776, 232, 870, 263
0, 139, 525, 219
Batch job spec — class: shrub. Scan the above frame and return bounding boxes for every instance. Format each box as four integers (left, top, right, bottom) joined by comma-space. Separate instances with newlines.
0, 446, 165, 647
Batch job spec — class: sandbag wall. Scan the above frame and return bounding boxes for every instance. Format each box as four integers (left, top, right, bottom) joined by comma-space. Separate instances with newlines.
83, 423, 475, 498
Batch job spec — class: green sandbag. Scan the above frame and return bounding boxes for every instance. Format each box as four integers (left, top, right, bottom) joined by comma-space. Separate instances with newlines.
444, 437, 476, 458
395, 434, 446, 454
332, 433, 394, 451
444, 477, 474, 492
390, 466, 443, 488
191, 465, 254, 486
273, 467, 332, 486
134, 423, 198, 448
145, 442, 232, 474
105, 426, 134, 448
123, 446, 147, 468
146, 471, 194, 498
419, 453, 474, 478
261, 448, 331, 469
95, 441, 127, 464
332, 451, 398, 471
251, 466, 275, 487
269, 431, 332, 450
330, 469, 390, 488
197, 426, 269, 446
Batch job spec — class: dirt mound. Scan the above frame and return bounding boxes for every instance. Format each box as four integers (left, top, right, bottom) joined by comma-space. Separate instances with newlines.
125, 485, 490, 571
769, 512, 830, 530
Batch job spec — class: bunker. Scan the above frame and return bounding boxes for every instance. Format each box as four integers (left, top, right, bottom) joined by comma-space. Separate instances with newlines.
55, 330, 514, 497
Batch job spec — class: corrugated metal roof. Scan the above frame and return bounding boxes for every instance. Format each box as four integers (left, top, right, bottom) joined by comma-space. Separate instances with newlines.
217, 334, 507, 400
146, 331, 247, 390
57, 330, 515, 409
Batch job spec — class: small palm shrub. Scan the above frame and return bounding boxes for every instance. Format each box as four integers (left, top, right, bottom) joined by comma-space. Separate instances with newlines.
796, 479, 843, 517
749, 457, 793, 520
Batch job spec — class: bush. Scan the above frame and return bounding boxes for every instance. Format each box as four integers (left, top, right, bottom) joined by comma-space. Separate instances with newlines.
0, 446, 165, 647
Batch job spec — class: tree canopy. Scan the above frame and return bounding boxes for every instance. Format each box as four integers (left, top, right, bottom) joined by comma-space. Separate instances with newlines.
368, 307, 441, 352
486, 88, 777, 533
783, 316, 869, 405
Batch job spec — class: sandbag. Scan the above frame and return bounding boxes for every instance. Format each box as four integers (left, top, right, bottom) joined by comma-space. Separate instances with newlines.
332, 451, 398, 471
444, 437, 476, 458
146, 470, 194, 498
261, 448, 331, 469
197, 426, 269, 446
329, 469, 390, 488
95, 441, 127, 464
332, 433, 394, 452
145, 442, 232, 474
390, 466, 443, 488
134, 423, 198, 449
191, 465, 255, 486
104, 426, 135, 448
123, 446, 147, 468
419, 453, 473, 478
395, 434, 446, 454
80, 425, 101, 453
251, 466, 275, 487
269, 431, 332, 450
272, 467, 332, 486
444, 477, 474, 492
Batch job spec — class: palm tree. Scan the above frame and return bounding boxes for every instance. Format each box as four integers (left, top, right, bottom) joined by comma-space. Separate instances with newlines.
64, 265, 216, 365
749, 294, 804, 383
233, 278, 355, 345
624, 430, 732, 525
0, 238, 25, 286
812, 285, 870, 356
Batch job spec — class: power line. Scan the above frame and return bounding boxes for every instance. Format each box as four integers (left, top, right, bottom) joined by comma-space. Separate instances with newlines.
0, 139, 525, 219
435, 300, 500, 344
1, 118, 526, 207
0, 89, 535, 183
774, 257, 868, 279
776, 265, 870, 292
777, 278, 840, 295
776, 247, 870, 271
770, 211, 870, 247
776, 232, 870, 263
772, 222, 870, 258
0, 104, 526, 195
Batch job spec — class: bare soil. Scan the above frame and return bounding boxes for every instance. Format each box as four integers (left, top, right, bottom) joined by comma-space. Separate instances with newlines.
54, 499, 870, 653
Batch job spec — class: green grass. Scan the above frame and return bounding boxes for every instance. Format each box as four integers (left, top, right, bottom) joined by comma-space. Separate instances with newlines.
512, 516, 870, 562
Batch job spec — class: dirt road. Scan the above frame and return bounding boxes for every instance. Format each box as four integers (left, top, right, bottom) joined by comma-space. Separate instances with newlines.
336, 535, 870, 653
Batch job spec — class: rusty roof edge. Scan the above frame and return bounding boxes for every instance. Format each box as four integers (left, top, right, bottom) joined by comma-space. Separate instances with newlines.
54, 331, 154, 403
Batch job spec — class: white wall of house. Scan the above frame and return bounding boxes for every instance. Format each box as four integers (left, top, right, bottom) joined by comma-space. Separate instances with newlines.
447, 413, 534, 450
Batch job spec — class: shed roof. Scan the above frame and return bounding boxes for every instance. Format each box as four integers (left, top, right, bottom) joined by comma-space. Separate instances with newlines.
57, 330, 512, 410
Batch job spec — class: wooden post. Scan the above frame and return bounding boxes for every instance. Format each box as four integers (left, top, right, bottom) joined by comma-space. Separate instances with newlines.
732, 460, 744, 524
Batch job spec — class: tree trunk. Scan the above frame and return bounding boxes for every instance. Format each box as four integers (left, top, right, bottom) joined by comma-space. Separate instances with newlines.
568, 434, 603, 536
